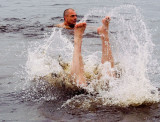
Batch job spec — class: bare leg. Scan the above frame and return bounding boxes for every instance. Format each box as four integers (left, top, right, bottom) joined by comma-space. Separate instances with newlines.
71, 23, 87, 86
97, 16, 114, 68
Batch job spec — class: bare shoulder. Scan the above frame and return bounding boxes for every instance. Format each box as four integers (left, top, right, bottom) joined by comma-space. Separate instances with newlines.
56, 23, 65, 28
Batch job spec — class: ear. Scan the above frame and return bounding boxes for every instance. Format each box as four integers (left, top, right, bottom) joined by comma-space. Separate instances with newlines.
64, 16, 67, 21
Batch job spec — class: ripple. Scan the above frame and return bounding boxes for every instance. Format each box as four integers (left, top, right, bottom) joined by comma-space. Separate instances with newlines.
50, 4, 72, 6
3, 18, 22, 21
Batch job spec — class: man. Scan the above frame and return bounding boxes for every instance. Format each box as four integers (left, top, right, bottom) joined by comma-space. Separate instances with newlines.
57, 8, 114, 86
56, 8, 77, 29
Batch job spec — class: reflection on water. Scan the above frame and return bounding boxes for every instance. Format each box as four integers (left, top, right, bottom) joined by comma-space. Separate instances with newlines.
15, 84, 160, 121
39, 99, 160, 121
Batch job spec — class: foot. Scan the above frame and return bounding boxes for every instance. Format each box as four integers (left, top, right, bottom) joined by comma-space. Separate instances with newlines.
97, 16, 110, 36
74, 22, 87, 43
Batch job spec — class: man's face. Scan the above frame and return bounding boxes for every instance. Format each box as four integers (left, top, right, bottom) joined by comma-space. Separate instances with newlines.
64, 10, 77, 27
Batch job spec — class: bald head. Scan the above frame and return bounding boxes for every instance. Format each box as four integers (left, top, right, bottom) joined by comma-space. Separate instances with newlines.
63, 8, 75, 19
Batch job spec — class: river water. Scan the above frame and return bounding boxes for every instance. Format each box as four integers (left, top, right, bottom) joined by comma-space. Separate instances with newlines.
0, 0, 160, 121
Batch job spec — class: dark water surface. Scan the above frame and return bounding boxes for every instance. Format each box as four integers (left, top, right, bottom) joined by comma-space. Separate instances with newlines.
0, 0, 160, 121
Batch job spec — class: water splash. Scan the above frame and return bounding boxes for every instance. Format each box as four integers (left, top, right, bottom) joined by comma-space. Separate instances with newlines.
25, 28, 74, 80
24, 5, 159, 107
83, 5, 160, 107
